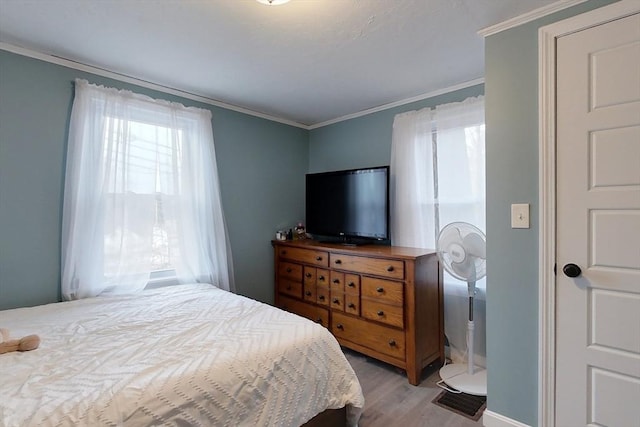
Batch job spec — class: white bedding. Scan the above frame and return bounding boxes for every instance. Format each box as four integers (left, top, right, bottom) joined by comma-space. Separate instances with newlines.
0, 284, 364, 426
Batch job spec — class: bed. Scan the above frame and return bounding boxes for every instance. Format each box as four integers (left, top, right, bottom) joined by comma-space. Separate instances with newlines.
0, 283, 364, 426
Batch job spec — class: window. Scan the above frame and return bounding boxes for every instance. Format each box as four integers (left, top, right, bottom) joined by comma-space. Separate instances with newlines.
62, 79, 234, 300
390, 95, 485, 273
390, 95, 486, 366
102, 117, 183, 279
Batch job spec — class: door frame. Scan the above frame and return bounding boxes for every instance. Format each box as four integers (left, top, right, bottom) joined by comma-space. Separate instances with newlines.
538, 1, 639, 426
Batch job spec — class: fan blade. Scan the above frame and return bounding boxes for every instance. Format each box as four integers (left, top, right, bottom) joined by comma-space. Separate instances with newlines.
438, 225, 463, 251
451, 259, 476, 281
463, 232, 486, 259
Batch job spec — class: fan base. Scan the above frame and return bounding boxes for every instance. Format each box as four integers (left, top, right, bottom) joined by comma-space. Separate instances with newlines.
439, 363, 487, 396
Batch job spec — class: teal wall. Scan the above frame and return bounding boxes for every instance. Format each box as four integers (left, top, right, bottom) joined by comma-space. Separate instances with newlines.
0, 50, 308, 310
484, 0, 618, 425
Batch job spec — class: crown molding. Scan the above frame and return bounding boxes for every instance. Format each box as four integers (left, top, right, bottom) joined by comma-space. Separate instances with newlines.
0, 41, 309, 129
308, 77, 485, 130
478, 0, 587, 37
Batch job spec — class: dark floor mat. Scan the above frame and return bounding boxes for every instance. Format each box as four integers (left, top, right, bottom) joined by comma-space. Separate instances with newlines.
432, 390, 486, 421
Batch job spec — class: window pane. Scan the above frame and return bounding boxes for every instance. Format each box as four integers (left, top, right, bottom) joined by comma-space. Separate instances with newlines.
103, 117, 184, 276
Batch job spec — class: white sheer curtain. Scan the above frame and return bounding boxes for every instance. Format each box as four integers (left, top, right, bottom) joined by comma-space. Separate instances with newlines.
390, 107, 436, 249
434, 96, 486, 238
62, 79, 235, 300
390, 95, 485, 364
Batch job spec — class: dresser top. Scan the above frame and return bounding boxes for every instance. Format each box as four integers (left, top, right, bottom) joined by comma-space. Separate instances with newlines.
272, 239, 436, 260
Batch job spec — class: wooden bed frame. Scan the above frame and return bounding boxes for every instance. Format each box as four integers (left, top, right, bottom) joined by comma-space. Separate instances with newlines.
302, 407, 347, 427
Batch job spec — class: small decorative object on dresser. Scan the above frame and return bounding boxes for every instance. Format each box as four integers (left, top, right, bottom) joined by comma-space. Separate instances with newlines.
273, 239, 444, 385
294, 222, 307, 240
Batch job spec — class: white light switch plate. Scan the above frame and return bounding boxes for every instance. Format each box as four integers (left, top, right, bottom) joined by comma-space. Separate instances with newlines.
511, 203, 530, 228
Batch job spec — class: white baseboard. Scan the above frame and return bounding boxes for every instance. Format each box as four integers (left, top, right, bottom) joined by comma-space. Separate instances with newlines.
483, 410, 531, 427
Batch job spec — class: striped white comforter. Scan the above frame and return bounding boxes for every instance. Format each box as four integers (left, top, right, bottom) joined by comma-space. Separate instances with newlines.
0, 284, 364, 426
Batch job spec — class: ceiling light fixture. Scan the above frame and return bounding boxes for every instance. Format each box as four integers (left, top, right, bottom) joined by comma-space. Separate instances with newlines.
256, 0, 290, 5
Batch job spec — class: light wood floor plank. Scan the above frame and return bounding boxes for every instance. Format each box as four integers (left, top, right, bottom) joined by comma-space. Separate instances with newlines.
344, 349, 484, 427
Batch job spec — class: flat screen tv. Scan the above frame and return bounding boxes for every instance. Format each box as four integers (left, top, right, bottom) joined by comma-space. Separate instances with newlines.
305, 166, 389, 243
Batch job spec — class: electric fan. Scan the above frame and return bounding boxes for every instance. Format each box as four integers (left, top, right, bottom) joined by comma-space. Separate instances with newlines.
437, 221, 487, 396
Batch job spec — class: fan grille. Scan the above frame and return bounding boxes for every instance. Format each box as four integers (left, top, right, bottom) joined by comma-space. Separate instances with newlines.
436, 222, 486, 282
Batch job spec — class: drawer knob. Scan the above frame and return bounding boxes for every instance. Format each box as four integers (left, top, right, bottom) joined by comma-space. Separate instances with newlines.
305, 291, 312, 296
348, 282, 355, 287
335, 259, 342, 265
316, 317, 323, 324
337, 324, 344, 330
305, 272, 312, 278
377, 310, 384, 316
333, 298, 340, 304
316, 256, 323, 261
333, 279, 340, 284
286, 267, 292, 273
388, 339, 396, 347
387, 266, 394, 272
319, 295, 325, 301
376, 287, 384, 293
348, 303, 356, 309
319, 276, 325, 281
281, 250, 287, 255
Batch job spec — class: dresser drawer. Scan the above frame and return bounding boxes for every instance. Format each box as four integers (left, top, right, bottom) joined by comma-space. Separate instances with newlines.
361, 277, 404, 305
332, 312, 405, 360
316, 287, 329, 306
279, 262, 302, 281
303, 266, 317, 285
330, 292, 344, 311
303, 283, 317, 302
316, 269, 330, 287
278, 247, 329, 267
361, 299, 404, 328
330, 271, 345, 293
330, 254, 404, 279
278, 279, 302, 299
279, 295, 329, 327
344, 273, 360, 295
345, 294, 360, 315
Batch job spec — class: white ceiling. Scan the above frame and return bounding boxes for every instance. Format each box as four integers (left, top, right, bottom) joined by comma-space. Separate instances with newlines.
0, 0, 568, 127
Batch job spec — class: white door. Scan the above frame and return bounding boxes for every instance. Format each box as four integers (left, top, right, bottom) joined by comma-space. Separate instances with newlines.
555, 11, 640, 427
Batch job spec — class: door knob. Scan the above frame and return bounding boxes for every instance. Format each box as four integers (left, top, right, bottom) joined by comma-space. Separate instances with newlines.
563, 263, 582, 278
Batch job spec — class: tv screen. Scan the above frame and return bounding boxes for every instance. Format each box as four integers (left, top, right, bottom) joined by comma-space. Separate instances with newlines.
305, 166, 389, 241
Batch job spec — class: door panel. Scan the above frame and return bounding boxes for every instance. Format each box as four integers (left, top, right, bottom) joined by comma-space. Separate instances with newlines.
590, 126, 640, 188
590, 289, 640, 354
590, 41, 640, 109
590, 367, 640, 427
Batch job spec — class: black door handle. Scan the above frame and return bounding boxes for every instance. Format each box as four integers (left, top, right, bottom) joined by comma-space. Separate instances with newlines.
563, 263, 582, 278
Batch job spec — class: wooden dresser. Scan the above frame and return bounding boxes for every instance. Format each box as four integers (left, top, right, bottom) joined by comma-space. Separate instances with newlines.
272, 239, 443, 385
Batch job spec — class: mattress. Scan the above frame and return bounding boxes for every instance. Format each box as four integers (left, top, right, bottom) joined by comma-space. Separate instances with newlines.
0, 284, 364, 426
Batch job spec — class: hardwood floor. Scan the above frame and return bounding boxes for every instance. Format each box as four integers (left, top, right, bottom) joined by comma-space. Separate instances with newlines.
343, 349, 484, 427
